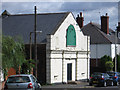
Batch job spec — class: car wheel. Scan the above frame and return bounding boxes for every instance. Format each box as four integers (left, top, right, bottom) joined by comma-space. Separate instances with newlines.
116, 82, 119, 86
103, 81, 107, 87
89, 83, 92, 86
114, 82, 119, 86
111, 81, 113, 86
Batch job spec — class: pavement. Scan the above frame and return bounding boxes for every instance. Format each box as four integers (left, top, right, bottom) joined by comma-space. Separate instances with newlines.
0, 82, 2, 90
42, 81, 94, 89
0, 81, 5, 90
0, 82, 3, 90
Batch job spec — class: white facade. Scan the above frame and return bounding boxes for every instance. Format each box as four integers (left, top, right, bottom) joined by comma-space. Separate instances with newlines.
90, 44, 120, 59
46, 13, 90, 84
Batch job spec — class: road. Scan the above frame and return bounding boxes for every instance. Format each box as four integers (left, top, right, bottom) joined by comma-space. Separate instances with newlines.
41, 81, 120, 90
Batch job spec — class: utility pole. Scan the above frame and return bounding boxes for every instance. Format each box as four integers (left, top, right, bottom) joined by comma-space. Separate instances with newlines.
30, 32, 32, 60
34, 6, 37, 77
115, 29, 117, 72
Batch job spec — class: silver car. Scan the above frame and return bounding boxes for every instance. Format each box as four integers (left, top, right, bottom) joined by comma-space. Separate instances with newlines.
4, 74, 41, 90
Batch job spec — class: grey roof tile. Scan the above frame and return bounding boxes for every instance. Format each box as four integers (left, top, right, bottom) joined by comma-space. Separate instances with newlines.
2, 12, 70, 44
81, 22, 120, 44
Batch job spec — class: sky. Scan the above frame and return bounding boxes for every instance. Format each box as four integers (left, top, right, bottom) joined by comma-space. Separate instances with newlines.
1, 1, 120, 30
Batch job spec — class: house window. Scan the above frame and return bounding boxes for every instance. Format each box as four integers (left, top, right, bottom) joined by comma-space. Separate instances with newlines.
66, 25, 76, 46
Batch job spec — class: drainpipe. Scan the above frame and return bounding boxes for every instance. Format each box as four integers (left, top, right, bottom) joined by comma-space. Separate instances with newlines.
87, 36, 89, 82
76, 51, 78, 81
62, 50, 64, 83
96, 44, 98, 67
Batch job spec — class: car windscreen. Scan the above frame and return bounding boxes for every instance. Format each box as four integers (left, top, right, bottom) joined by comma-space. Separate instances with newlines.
107, 72, 115, 76
6, 76, 30, 83
117, 72, 120, 77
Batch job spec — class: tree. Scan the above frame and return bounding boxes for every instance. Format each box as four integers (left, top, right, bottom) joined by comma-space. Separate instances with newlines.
116, 55, 120, 72
2, 36, 25, 77
100, 55, 113, 72
105, 61, 114, 71
21, 59, 35, 74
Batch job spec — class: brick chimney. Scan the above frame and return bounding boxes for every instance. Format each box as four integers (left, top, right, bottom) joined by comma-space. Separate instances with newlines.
76, 12, 84, 28
117, 22, 120, 38
101, 13, 109, 34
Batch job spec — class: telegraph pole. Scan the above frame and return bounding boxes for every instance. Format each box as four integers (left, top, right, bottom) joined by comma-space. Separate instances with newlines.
115, 29, 117, 72
34, 6, 37, 77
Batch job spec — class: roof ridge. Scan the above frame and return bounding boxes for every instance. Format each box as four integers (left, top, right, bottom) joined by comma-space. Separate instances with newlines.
5, 12, 70, 16
92, 22, 114, 32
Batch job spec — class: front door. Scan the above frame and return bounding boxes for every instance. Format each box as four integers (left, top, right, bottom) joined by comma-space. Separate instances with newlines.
67, 63, 72, 81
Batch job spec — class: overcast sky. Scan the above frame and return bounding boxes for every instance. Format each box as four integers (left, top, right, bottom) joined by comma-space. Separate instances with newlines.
1, 1, 120, 30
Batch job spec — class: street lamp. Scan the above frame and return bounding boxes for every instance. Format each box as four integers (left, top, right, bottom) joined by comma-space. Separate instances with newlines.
29, 31, 42, 77
30, 31, 42, 59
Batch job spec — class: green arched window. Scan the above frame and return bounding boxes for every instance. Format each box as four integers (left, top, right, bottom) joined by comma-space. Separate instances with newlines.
66, 25, 76, 46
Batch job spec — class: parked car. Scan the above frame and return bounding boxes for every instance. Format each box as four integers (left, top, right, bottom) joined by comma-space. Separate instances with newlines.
89, 72, 113, 87
4, 74, 41, 90
106, 71, 120, 86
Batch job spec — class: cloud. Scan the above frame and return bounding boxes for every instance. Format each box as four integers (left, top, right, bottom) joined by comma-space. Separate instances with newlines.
1, 0, 120, 2
60, 2, 117, 12
57, 2, 118, 30
2, 2, 118, 30
2, 2, 64, 14
83, 6, 118, 30
36, 2, 64, 13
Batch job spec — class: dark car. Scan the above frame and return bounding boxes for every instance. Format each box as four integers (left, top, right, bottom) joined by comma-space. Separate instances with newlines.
106, 71, 120, 86
89, 72, 113, 87
4, 74, 41, 90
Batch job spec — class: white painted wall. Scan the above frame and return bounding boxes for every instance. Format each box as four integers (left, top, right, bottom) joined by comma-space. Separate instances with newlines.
91, 44, 120, 59
91, 44, 111, 59
77, 59, 88, 79
117, 44, 120, 55
0, 70, 4, 82
51, 59, 62, 83
111, 44, 115, 59
46, 13, 90, 84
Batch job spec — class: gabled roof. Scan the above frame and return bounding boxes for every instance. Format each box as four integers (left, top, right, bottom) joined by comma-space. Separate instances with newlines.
2, 12, 70, 44
81, 22, 120, 44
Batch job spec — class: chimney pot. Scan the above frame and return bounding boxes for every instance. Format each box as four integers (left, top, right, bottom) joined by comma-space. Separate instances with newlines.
106, 13, 108, 16
118, 22, 120, 26
80, 12, 82, 17
90, 21, 92, 24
